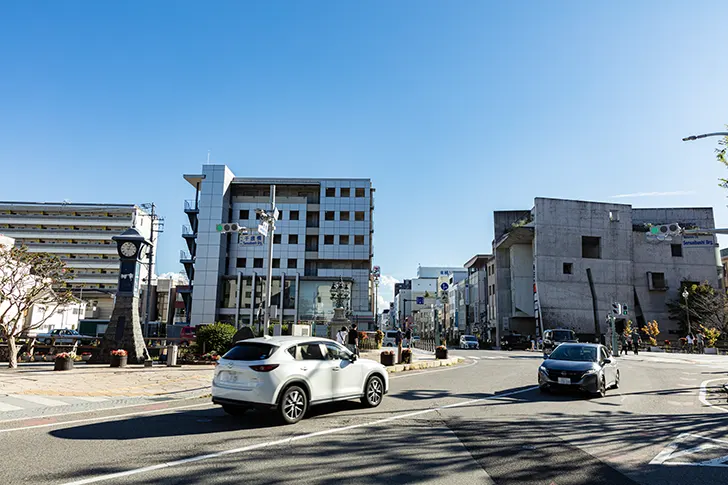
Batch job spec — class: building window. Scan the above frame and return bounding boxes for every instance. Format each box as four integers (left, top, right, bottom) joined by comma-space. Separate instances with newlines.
324, 235, 334, 245
278, 211, 284, 220
254, 258, 263, 268
340, 211, 350, 221
340, 235, 349, 245
236, 258, 246, 268
272, 258, 280, 269
355, 188, 365, 197
290, 210, 299, 220
563, 262, 573, 274
325, 211, 335, 221
289, 234, 298, 244
582, 236, 601, 259
255, 212, 261, 220
326, 187, 336, 197
273, 234, 281, 244
340, 188, 350, 197
288, 258, 297, 269
354, 211, 365, 221
671, 244, 683, 257
239, 210, 249, 220
354, 235, 364, 245
648, 272, 668, 290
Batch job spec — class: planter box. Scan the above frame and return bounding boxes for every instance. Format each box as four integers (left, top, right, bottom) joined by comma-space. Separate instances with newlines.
54, 358, 74, 371
401, 351, 412, 364
380, 353, 395, 366
705, 347, 718, 355
110, 355, 128, 368
44, 355, 55, 362
435, 348, 448, 360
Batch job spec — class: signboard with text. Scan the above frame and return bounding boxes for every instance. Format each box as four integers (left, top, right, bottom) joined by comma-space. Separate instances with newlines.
239, 234, 264, 246
683, 234, 716, 248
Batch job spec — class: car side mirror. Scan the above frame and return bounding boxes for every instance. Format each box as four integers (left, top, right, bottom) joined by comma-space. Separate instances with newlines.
603, 359, 612, 365
350, 354, 358, 362
543, 354, 549, 359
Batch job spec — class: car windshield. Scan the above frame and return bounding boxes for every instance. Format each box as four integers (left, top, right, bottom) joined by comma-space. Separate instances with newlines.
553, 330, 575, 341
464, 336, 477, 341
549, 345, 597, 362
223, 343, 277, 361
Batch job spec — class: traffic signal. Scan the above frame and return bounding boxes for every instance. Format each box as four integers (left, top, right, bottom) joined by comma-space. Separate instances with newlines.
622, 304, 629, 315
217, 223, 242, 234
611, 302, 622, 316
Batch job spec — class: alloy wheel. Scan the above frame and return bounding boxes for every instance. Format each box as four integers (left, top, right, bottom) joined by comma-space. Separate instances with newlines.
362, 376, 383, 407
281, 387, 306, 423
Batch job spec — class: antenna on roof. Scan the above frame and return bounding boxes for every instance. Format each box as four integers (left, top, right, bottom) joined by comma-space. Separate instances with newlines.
207, 150, 211, 164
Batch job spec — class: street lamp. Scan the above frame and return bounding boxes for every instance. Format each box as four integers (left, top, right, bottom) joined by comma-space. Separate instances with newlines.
682, 132, 728, 142
682, 289, 691, 335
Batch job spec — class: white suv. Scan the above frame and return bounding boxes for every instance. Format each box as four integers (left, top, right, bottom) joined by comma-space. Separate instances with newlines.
212, 336, 389, 424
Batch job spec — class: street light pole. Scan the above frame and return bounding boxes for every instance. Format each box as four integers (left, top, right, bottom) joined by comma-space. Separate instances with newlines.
682, 132, 728, 142
682, 289, 691, 335
263, 185, 276, 332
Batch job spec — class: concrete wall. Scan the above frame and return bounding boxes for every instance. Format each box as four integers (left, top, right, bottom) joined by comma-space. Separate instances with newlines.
534, 198, 634, 335
510, 243, 534, 317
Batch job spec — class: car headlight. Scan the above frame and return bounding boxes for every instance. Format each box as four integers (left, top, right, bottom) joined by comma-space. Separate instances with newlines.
583, 368, 599, 376
539, 365, 548, 373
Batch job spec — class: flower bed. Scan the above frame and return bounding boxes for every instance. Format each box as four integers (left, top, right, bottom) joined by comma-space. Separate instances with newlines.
110, 349, 128, 368
401, 348, 412, 364
435, 346, 448, 360
54, 352, 75, 371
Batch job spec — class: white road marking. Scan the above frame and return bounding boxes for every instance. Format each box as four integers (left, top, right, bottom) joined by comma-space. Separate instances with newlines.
650, 433, 728, 466
389, 359, 478, 380
72, 397, 108, 403
0, 402, 24, 412
467, 356, 480, 360
9, 394, 68, 407
0, 402, 211, 434
61, 386, 540, 485
699, 378, 728, 412
680, 377, 697, 381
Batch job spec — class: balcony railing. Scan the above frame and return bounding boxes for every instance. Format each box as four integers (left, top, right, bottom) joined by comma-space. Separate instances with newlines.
184, 200, 198, 212
182, 225, 195, 236
180, 250, 194, 261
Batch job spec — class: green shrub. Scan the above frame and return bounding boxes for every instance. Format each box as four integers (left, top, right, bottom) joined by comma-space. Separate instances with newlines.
196, 323, 236, 354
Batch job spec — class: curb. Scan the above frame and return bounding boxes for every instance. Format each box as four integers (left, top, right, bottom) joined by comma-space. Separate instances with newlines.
385, 357, 464, 374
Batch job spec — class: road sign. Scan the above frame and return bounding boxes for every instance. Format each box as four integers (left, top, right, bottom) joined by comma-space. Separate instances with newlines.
273, 208, 280, 221
416, 297, 424, 305
240, 234, 264, 246
441, 282, 449, 291
257, 222, 269, 237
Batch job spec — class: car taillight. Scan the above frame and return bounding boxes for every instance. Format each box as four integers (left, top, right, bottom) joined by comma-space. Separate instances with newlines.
250, 364, 279, 372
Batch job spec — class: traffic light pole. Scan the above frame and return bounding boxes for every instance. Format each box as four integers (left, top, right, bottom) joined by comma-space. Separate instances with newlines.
263, 185, 276, 332
610, 315, 619, 358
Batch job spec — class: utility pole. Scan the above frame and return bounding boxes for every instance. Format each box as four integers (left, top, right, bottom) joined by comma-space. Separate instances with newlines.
141, 203, 163, 338
262, 185, 277, 332
586, 268, 600, 342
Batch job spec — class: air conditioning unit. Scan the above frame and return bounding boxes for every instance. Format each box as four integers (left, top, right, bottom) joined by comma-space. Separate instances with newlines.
292, 324, 312, 337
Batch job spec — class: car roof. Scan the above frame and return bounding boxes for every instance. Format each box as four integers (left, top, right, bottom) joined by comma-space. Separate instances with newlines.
234, 336, 335, 346
556, 343, 599, 348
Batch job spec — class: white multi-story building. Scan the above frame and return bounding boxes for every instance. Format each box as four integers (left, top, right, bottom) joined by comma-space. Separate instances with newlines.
0, 201, 154, 320
181, 165, 376, 329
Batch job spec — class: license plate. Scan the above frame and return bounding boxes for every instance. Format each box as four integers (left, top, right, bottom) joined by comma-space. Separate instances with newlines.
557, 377, 571, 385
219, 371, 238, 383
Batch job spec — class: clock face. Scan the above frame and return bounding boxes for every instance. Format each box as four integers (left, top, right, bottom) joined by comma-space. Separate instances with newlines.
120, 242, 137, 258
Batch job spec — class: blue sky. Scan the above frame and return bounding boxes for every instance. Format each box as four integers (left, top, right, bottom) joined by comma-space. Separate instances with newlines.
2, 1, 728, 305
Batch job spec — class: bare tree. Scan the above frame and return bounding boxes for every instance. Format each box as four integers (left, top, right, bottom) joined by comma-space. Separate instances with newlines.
0, 245, 74, 368
668, 282, 728, 334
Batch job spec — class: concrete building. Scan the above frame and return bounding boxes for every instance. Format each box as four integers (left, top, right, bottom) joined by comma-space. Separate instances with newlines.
182, 165, 376, 329
721, 248, 728, 289
0, 202, 154, 320
139, 274, 188, 327
492, 198, 722, 342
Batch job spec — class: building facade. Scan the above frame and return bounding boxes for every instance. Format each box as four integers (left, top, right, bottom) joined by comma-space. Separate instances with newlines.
492, 198, 722, 342
0, 202, 154, 320
182, 165, 375, 329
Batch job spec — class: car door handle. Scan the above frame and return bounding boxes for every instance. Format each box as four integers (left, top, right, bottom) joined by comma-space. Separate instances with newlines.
332, 367, 340, 372
300, 366, 308, 371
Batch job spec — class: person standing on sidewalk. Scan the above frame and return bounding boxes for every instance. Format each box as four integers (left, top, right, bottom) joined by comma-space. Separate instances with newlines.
347, 323, 359, 356
632, 330, 641, 355
405, 327, 412, 348
620, 333, 629, 355
696, 331, 705, 354
686, 333, 694, 354
336, 326, 348, 345
395, 327, 403, 363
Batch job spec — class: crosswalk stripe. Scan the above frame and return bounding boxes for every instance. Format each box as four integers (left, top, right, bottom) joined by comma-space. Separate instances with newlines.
0, 402, 24, 412
9, 395, 68, 407
73, 397, 107, 403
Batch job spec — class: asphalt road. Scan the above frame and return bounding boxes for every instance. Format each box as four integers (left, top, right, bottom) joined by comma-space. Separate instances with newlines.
2, 349, 728, 485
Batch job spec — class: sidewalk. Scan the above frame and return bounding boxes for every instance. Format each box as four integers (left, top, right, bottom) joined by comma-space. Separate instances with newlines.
359, 347, 464, 372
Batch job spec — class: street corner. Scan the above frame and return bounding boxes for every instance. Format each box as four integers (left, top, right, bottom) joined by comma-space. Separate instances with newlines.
700, 377, 728, 412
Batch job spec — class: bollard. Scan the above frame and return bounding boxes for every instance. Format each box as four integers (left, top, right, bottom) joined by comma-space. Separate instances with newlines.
166, 344, 178, 367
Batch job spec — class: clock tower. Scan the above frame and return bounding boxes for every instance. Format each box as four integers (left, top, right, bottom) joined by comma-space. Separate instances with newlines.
90, 227, 151, 364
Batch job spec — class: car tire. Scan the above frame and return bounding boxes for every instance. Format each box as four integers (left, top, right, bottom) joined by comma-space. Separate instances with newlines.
279, 385, 307, 424
594, 375, 607, 398
361, 375, 384, 408
222, 405, 248, 416
612, 370, 620, 389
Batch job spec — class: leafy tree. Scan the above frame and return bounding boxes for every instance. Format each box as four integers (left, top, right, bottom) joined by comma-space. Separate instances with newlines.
623, 319, 633, 337
641, 320, 660, 347
196, 322, 236, 354
716, 127, 728, 188
700, 325, 722, 348
0, 246, 74, 368
667, 282, 728, 334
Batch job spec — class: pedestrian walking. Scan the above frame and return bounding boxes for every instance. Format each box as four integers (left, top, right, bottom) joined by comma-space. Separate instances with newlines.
395, 327, 403, 362
347, 323, 359, 356
632, 330, 641, 355
405, 327, 412, 348
336, 326, 348, 345
697, 332, 705, 354
620, 334, 628, 355
686, 333, 694, 354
